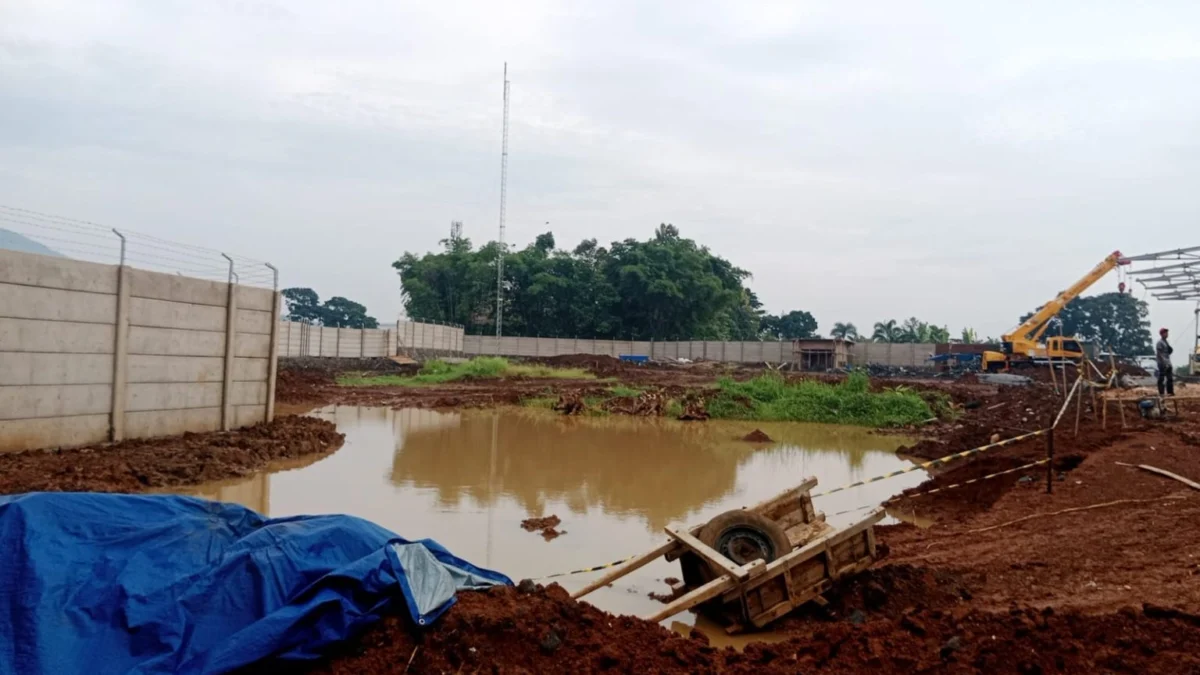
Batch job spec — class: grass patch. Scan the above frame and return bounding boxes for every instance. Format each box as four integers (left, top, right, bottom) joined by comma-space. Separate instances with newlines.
520, 396, 557, 410
607, 385, 645, 398
706, 372, 937, 427
337, 357, 594, 387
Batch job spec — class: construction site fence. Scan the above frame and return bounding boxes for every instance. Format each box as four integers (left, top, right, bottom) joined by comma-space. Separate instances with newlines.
461, 335, 941, 366
277, 320, 464, 359
1, 248, 279, 454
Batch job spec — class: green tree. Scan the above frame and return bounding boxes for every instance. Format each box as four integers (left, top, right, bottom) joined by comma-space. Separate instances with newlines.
761, 310, 819, 340
1018, 292, 1151, 357
281, 287, 324, 324
831, 322, 859, 340
872, 319, 901, 343
960, 327, 980, 344
321, 296, 379, 329
393, 225, 752, 339
281, 287, 378, 328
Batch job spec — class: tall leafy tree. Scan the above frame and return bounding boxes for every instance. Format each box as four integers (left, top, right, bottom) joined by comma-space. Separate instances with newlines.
322, 296, 379, 329
960, 327, 980, 344
392, 225, 752, 339
281, 287, 378, 328
760, 310, 819, 339
1018, 292, 1151, 356
282, 287, 324, 324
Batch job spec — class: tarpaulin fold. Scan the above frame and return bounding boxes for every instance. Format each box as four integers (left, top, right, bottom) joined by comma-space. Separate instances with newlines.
0, 492, 510, 675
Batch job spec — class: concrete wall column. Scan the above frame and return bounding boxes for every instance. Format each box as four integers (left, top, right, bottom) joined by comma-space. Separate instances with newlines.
220, 279, 238, 431
265, 291, 281, 422
109, 264, 130, 441
359, 327, 366, 357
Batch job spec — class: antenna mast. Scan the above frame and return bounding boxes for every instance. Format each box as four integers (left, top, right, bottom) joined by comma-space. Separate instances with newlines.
496, 63, 510, 338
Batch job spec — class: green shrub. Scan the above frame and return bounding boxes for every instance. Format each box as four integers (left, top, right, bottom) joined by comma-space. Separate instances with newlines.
706, 373, 934, 427
337, 357, 594, 387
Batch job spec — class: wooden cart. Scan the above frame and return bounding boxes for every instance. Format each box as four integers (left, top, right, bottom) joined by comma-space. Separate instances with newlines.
571, 478, 884, 631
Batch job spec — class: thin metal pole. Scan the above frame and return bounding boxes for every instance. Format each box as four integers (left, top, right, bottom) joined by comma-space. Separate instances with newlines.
496, 62, 509, 338
1046, 421, 1055, 494
111, 228, 126, 265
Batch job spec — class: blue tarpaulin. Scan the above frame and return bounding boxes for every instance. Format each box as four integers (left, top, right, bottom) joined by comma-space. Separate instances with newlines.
0, 492, 510, 675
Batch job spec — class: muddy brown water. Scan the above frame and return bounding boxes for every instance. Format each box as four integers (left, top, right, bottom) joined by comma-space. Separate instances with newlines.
182, 406, 923, 631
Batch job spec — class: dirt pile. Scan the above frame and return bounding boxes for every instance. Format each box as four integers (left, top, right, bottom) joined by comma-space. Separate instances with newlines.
281, 583, 1200, 674
0, 416, 344, 494
742, 429, 773, 442
521, 515, 565, 541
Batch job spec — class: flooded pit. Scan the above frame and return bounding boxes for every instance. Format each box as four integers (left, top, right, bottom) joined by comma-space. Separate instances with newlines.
182, 406, 925, 627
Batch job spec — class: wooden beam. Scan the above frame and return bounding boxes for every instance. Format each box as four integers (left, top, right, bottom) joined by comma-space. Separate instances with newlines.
665, 526, 751, 581
570, 539, 679, 600
1117, 462, 1200, 491
643, 575, 736, 623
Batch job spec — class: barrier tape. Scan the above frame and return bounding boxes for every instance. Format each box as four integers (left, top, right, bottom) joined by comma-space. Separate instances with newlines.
887, 458, 1049, 501
538, 405, 1064, 580
536, 556, 639, 581
810, 429, 1047, 499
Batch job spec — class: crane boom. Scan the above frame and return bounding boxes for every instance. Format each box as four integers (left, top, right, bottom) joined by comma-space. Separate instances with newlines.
983, 250, 1128, 371
1003, 250, 1128, 345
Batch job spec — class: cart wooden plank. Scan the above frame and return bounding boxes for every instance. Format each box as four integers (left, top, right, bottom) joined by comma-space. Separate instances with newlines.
665, 526, 753, 582
571, 539, 679, 600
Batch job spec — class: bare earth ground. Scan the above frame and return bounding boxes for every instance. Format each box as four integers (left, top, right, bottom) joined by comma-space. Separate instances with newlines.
5, 355, 1200, 673
263, 357, 1200, 674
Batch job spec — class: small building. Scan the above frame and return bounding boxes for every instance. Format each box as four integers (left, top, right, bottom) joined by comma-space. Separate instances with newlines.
792, 338, 853, 371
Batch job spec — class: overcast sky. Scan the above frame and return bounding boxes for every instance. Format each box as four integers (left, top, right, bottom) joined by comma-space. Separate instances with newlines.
2, 1, 1198, 343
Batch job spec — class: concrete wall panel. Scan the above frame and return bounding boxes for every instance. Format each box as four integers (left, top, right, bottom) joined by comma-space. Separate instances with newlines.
0, 384, 112, 420
233, 381, 268, 406
0, 415, 110, 453
236, 308, 273, 335
129, 296, 226, 331
0, 283, 117, 323
129, 326, 224, 357
128, 268, 228, 307
0, 353, 113, 386
0, 318, 115, 353
127, 355, 224, 383
235, 286, 275, 312
234, 404, 267, 427
233, 357, 269, 382
236, 333, 271, 358
0, 249, 117, 294
127, 382, 222, 412
124, 407, 222, 439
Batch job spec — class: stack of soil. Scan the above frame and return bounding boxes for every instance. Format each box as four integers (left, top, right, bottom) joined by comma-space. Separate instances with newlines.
0, 416, 344, 494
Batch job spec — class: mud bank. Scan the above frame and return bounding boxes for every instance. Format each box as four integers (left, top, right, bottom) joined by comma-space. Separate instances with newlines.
271, 582, 1200, 674
266, 357, 1200, 673
0, 416, 344, 494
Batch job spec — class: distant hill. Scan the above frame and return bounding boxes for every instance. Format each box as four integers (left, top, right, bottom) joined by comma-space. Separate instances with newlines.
0, 229, 64, 257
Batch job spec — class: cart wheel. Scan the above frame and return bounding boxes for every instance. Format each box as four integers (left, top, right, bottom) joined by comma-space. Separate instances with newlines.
681, 510, 792, 586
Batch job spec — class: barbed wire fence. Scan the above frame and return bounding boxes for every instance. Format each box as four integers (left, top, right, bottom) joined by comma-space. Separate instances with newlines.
0, 204, 278, 290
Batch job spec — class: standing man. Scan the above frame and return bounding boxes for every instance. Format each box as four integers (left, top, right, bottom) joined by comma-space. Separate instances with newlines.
1156, 327, 1174, 396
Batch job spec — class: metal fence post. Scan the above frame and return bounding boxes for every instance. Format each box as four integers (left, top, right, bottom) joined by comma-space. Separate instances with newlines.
109, 229, 129, 441
265, 263, 280, 423
219, 254, 238, 431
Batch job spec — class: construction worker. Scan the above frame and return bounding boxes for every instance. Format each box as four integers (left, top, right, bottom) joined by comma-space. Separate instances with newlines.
1156, 327, 1174, 396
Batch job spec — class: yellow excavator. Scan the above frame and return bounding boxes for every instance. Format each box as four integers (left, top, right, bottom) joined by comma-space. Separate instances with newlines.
982, 250, 1130, 372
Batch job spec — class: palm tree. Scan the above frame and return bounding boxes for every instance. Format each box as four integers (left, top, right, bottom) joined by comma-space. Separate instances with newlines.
831, 322, 859, 341
928, 325, 951, 343
960, 327, 979, 344
872, 319, 901, 343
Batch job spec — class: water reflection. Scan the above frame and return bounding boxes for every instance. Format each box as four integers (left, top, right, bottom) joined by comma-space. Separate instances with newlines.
386, 409, 893, 530
182, 406, 925, 622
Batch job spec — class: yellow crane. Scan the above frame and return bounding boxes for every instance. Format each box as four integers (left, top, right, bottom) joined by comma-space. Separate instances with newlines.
982, 250, 1129, 372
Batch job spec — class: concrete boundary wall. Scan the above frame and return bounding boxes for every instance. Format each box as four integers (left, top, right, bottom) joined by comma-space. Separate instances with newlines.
0, 249, 278, 453
460, 335, 939, 366
276, 320, 464, 358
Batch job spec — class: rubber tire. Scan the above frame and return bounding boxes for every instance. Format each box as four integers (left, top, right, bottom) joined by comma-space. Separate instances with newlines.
682, 510, 792, 587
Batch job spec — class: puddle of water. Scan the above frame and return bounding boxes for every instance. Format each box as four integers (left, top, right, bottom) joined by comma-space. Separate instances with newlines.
183, 406, 925, 633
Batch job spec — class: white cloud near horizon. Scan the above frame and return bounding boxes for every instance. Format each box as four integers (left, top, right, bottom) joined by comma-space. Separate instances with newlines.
2, 0, 1199, 343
